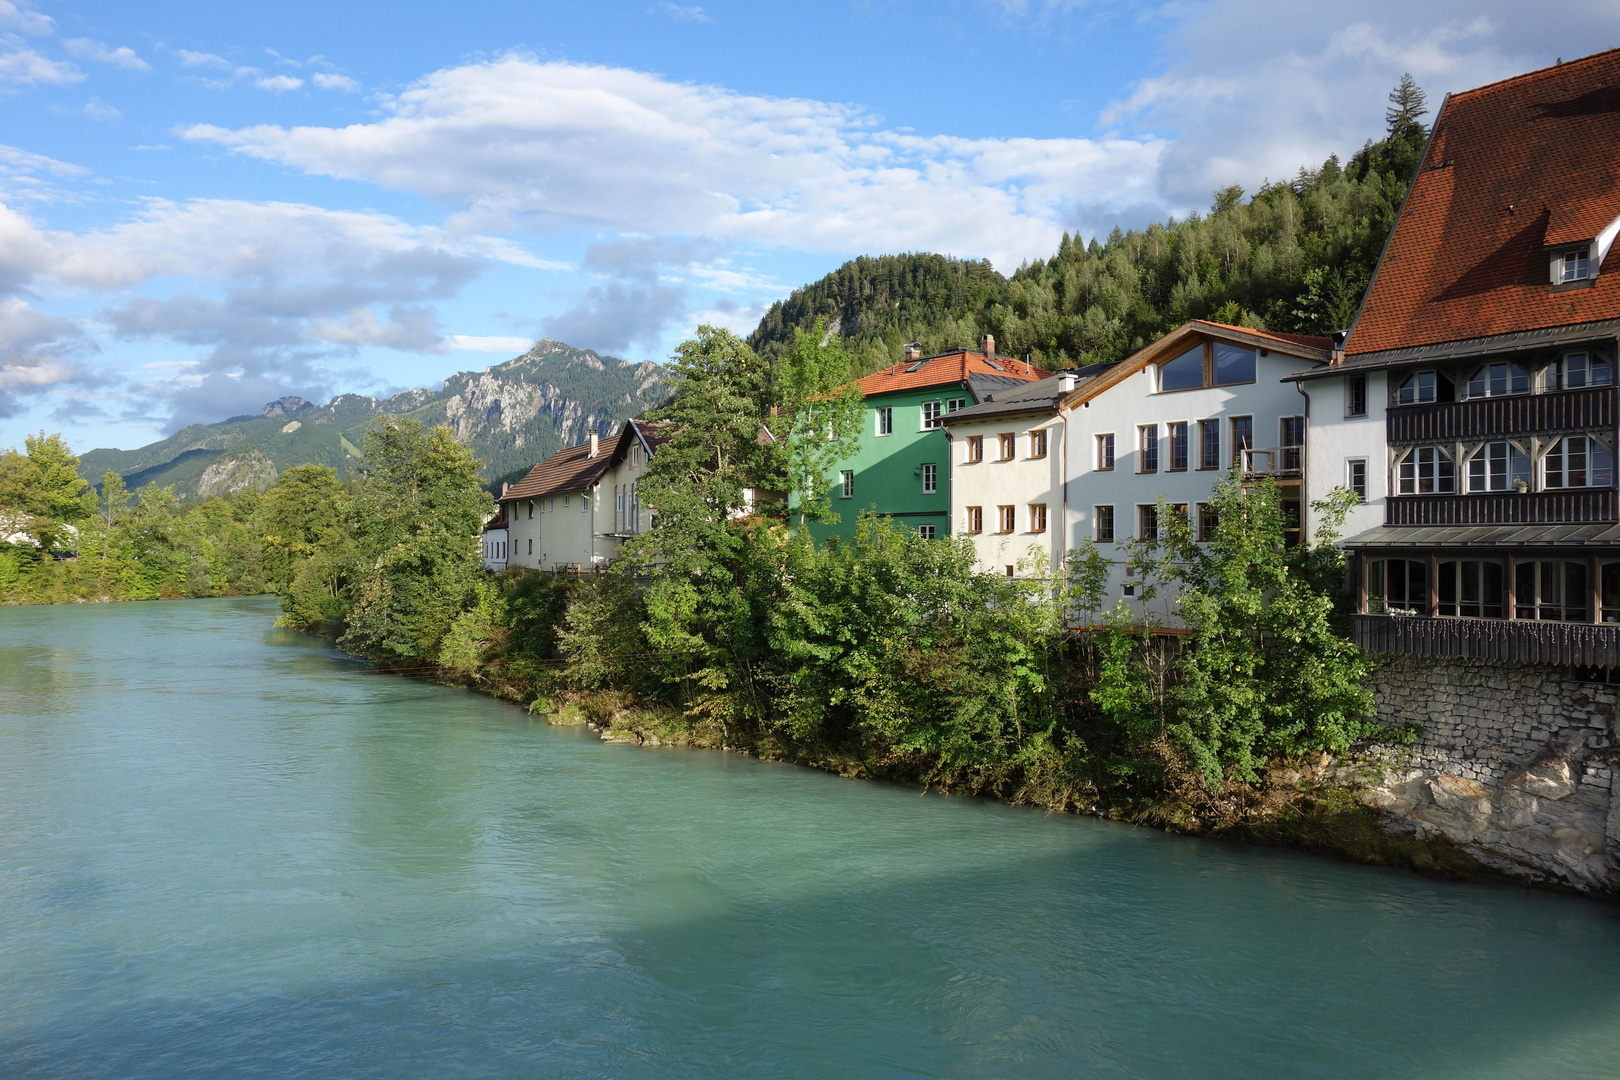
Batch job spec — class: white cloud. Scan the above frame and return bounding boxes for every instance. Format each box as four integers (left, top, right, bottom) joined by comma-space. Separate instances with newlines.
0, 47, 81, 88
182, 55, 1166, 270
254, 73, 303, 93
311, 72, 360, 92
63, 39, 151, 71
650, 3, 712, 22
82, 97, 121, 121
0, 0, 52, 35
445, 334, 533, 352
176, 50, 234, 69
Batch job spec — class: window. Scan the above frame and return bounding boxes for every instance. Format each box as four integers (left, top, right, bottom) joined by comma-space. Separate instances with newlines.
1138, 425, 1159, 472
1280, 417, 1305, 473
1006, 565, 1016, 578
1437, 560, 1505, 619
918, 524, 936, 540
582, 492, 589, 512
877, 407, 894, 436
998, 433, 1016, 460
1346, 374, 1368, 418
921, 463, 937, 494
947, 398, 967, 414
527, 538, 533, 555
1466, 441, 1530, 492
616, 488, 626, 512
527, 499, 534, 519
1515, 560, 1591, 621
1138, 504, 1159, 541
1197, 503, 1218, 541
1395, 370, 1443, 405
1366, 558, 1428, 615
965, 506, 983, 533
997, 505, 1016, 533
1466, 362, 1529, 398
922, 401, 943, 429
1604, 563, 1620, 623
1030, 429, 1048, 458
1168, 422, 1189, 471
1230, 416, 1253, 468
966, 435, 983, 463
1029, 503, 1048, 533
1553, 351, 1613, 389
563, 494, 570, 508
840, 470, 854, 499
1158, 344, 1204, 391
1396, 446, 1456, 494
1096, 433, 1115, 471
1346, 458, 1368, 501
1198, 420, 1220, 470
1095, 505, 1115, 543
1544, 436, 1614, 489
1553, 245, 1593, 283
1212, 343, 1256, 385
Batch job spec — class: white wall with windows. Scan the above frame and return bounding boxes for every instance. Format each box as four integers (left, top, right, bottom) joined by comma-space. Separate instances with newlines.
946, 404, 1065, 579
1297, 369, 1389, 542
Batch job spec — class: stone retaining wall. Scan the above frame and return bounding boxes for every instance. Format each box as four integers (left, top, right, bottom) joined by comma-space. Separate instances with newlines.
1355, 656, 1620, 893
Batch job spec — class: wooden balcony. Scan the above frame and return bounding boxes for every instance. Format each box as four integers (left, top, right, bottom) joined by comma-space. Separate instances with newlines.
1387, 386, 1615, 443
1385, 488, 1615, 525
1353, 614, 1620, 666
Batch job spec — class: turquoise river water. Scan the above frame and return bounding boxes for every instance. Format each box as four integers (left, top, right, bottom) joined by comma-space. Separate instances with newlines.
5, 597, 1620, 1078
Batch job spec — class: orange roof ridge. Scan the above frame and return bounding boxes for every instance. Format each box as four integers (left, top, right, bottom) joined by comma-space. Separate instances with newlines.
1447, 47, 1620, 105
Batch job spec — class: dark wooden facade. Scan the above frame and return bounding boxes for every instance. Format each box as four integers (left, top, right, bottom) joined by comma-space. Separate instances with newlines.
1353, 614, 1620, 667
1386, 489, 1615, 525
1386, 386, 1615, 443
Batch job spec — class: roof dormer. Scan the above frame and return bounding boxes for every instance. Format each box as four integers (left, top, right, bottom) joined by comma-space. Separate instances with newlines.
1546, 208, 1620, 289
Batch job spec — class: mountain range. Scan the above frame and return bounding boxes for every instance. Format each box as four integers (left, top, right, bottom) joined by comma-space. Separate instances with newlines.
78, 340, 670, 499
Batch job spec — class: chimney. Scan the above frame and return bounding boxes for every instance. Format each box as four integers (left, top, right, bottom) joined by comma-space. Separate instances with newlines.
904, 342, 921, 361
1057, 371, 1076, 393
589, 432, 599, 458
981, 333, 995, 358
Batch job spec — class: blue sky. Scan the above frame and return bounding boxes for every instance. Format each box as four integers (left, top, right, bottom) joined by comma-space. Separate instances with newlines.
1, 0, 1612, 452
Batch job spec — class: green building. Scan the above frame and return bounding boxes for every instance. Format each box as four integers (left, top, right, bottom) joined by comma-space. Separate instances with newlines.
804, 337, 1050, 543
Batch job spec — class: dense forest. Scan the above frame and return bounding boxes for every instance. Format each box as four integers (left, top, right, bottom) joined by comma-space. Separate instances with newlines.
750, 78, 1431, 373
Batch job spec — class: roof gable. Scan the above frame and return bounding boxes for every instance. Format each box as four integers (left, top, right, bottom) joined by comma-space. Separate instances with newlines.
1347, 49, 1620, 357
1058, 320, 1332, 408
504, 439, 614, 500
856, 348, 1050, 398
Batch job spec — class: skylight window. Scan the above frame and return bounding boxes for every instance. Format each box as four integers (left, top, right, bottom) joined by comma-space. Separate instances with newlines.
1553, 244, 1592, 283
984, 359, 1005, 371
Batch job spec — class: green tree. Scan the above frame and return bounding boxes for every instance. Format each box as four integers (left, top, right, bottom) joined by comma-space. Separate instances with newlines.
774, 319, 865, 525
0, 432, 94, 552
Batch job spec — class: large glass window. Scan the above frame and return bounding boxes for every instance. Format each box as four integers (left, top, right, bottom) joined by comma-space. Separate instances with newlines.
1552, 351, 1613, 389
1212, 344, 1256, 385
1437, 560, 1505, 618
1544, 436, 1615, 489
1515, 560, 1591, 621
1466, 362, 1529, 398
1466, 441, 1530, 492
1158, 344, 1204, 391
1396, 446, 1455, 494
1366, 558, 1428, 615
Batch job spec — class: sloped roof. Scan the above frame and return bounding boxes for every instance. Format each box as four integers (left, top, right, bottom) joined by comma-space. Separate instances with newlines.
945, 363, 1115, 423
504, 439, 614, 499
857, 348, 1051, 397
1347, 49, 1620, 357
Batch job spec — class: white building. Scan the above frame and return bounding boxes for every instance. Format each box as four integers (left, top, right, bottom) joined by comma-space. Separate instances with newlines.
944, 320, 1335, 620
480, 511, 509, 572
1287, 362, 1388, 544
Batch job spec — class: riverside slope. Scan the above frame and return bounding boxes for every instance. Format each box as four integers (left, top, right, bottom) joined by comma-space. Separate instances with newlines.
78, 340, 670, 498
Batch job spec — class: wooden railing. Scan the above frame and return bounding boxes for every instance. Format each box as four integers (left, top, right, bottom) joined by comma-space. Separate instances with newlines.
1385, 488, 1615, 525
1387, 386, 1616, 442
1353, 614, 1620, 667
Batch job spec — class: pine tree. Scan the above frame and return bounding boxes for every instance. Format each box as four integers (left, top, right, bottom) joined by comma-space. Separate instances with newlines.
1385, 73, 1429, 134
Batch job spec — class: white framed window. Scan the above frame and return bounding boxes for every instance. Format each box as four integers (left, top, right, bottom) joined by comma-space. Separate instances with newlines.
616, 488, 626, 512
1544, 436, 1614, 489
964, 506, 982, 533
1466, 362, 1529, 398
631, 445, 640, 467
1346, 374, 1368, 418
921, 463, 937, 494
563, 494, 570, 508
947, 398, 967, 414
1395, 371, 1438, 405
918, 524, 936, 540
1346, 458, 1368, 501
1396, 446, 1455, 494
1552, 245, 1593, 283
876, 407, 893, 436
582, 492, 589, 512
1094, 505, 1114, 543
1553, 351, 1613, 389
840, 470, 854, 498
921, 401, 943, 429
1466, 441, 1530, 492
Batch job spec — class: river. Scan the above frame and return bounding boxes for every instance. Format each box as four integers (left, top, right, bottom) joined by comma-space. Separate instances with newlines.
3, 597, 1620, 1078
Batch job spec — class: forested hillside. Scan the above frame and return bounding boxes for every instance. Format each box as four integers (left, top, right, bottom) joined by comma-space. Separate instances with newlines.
750, 79, 1430, 373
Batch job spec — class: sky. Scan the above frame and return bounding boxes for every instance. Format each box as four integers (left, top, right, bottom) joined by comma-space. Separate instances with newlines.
1, 0, 1614, 452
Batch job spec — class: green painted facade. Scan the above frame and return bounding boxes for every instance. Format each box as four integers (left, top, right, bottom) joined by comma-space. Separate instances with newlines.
802, 385, 971, 543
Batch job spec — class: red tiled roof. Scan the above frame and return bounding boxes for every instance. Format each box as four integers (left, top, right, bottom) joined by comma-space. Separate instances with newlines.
504, 440, 613, 500
1347, 48, 1620, 356
856, 348, 1051, 396
1201, 321, 1334, 351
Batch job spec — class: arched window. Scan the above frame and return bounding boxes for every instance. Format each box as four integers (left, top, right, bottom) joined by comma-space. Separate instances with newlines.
1543, 436, 1615, 489
1465, 441, 1530, 492
1396, 446, 1455, 494
1395, 370, 1437, 404
1465, 362, 1529, 398
1552, 351, 1613, 390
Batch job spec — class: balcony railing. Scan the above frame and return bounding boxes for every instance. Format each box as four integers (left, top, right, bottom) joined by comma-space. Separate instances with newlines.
1352, 614, 1620, 667
1387, 386, 1615, 443
1384, 488, 1615, 525
1241, 446, 1302, 478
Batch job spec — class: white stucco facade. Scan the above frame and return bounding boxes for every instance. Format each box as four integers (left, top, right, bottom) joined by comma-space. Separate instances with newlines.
503, 485, 610, 571
1293, 368, 1389, 543
947, 409, 1067, 576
